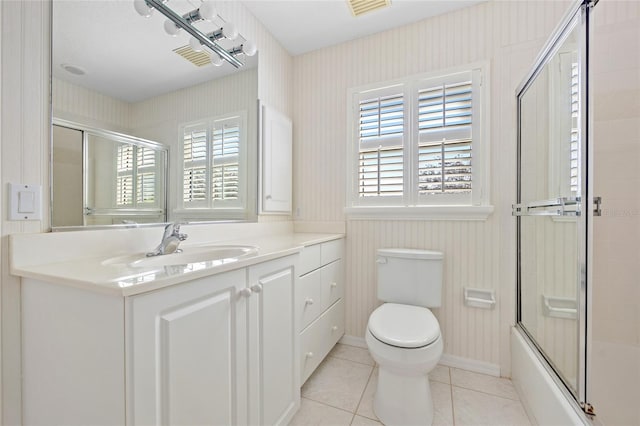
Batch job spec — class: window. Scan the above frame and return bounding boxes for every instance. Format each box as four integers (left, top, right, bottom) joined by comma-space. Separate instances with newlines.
549, 50, 580, 202
348, 66, 489, 217
181, 113, 246, 211
116, 144, 157, 207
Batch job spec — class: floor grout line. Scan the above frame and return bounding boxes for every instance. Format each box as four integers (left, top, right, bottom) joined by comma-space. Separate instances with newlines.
353, 365, 376, 418
328, 354, 376, 367
450, 383, 521, 401
300, 396, 359, 416
449, 368, 456, 426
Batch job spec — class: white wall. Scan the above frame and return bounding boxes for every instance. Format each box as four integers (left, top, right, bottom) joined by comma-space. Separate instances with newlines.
1, 2, 50, 424
0, 1, 293, 424
53, 78, 132, 133
292, 0, 573, 374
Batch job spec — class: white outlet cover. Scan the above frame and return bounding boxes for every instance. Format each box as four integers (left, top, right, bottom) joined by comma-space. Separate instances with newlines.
9, 183, 42, 221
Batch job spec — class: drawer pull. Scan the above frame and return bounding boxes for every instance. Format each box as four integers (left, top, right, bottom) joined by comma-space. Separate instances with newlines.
305, 352, 314, 359
330, 282, 337, 288
305, 298, 314, 305
331, 326, 338, 332
239, 288, 252, 298
251, 284, 263, 293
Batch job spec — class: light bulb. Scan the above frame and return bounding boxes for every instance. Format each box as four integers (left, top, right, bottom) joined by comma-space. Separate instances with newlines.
134, 0, 153, 17
222, 23, 238, 41
189, 37, 203, 52
199, 0, 217, 21
210, 54, 224, 67
164, 19, 181, 36
242, 40, 257, 57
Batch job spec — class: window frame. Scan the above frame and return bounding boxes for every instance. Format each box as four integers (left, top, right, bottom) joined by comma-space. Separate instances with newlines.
345, 63, 492, 220
177, 111, 248, 216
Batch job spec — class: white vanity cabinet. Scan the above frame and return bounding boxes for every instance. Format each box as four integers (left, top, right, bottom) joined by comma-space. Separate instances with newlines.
297, 239, 345, 383
127, 269, 249, 426
21, 255, 299, 426
247, 257, 299, 425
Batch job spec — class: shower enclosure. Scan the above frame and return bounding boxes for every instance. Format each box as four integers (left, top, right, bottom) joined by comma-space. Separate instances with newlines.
515, 0, 639, 424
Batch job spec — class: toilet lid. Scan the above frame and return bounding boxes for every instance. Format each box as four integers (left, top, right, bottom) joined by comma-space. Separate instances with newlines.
368, 303, 440, 348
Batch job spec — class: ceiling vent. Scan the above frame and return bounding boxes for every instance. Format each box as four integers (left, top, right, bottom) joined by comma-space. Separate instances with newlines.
347, 0, 391, 17
173, 45, 211, 67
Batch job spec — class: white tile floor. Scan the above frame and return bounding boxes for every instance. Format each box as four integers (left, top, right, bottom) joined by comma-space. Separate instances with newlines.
289, 344, 532, 426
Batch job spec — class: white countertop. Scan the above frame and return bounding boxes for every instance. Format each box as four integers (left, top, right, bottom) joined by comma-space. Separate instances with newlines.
11, 232, 343, 297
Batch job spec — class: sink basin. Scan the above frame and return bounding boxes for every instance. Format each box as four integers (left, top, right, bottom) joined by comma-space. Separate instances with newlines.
101, 245, 259, 268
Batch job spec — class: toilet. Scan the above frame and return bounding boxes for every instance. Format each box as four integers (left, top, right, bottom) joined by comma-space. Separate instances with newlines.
365, 248, 444, 426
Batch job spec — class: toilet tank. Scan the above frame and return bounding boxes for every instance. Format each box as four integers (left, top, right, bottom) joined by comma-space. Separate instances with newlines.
376, 248, 444, 307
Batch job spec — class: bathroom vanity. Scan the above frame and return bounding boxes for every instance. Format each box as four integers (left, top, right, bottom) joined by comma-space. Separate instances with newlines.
11, 228, 344, 426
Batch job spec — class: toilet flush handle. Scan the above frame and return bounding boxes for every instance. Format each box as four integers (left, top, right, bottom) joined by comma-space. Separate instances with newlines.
376, 257, 387, 264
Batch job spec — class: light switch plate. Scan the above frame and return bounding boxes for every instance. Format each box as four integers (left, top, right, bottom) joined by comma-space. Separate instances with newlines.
9, 183, 42, 221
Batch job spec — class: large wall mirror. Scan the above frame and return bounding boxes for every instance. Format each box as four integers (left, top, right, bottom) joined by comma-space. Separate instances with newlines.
51, 0, 258, 229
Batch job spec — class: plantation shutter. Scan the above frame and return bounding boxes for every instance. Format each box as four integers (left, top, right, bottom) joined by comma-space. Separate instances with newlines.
569, 62, 579, 193
357, 89, 405, 197
183, 124, 208, 205
136, 147, 156, 204
116, 144, 135, 206
417, 73, 473, 196
212, 117, 240, 201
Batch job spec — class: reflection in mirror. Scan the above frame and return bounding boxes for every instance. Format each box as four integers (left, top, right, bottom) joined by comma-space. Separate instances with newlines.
52, 121, 168, 227
52, 0, 258, 229
518, 15, 581, 395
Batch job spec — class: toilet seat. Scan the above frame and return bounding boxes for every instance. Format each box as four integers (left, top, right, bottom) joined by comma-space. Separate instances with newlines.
368, 303, 440, 348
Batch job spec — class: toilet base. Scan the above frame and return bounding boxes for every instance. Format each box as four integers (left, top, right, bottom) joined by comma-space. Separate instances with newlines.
372, 367, 434, 426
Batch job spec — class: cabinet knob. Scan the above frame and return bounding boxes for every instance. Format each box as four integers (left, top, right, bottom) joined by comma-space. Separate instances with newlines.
330, 282, 337, 288
265, 195, 272, 200
331, 326, 338, 332
239, 288, 252, 298
305, 352, 314, 358
251, 284, 263, 293
305, 298, 314, 305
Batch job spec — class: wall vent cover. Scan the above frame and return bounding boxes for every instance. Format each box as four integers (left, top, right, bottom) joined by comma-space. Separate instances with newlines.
173, 45, 211, 67
347, 0, 391, 17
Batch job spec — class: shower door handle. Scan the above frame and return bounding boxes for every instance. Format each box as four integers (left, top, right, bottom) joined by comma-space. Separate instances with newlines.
512, 197, 581, 217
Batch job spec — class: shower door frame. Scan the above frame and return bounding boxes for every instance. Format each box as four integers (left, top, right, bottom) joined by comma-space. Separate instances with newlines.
515, 0, 597, 418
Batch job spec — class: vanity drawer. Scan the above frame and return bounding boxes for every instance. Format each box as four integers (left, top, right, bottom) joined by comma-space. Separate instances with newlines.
300, 299, 344, 384
298, 244, 321, 276
320, 239, 343, 266
321, 259, 343, 311
296, 270, 323, 331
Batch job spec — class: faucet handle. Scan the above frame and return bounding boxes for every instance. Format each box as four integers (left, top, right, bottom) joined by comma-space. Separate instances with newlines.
173, 223, 188, 241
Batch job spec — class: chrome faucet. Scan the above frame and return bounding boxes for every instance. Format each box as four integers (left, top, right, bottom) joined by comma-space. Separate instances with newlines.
146, 223, 188, 257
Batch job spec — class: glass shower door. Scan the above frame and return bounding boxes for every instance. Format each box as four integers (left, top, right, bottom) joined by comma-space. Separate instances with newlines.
515, 2, 591, 408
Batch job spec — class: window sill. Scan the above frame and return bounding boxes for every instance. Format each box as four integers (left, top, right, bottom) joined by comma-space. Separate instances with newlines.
344, 205, 494, 221
173, 208, 248, 221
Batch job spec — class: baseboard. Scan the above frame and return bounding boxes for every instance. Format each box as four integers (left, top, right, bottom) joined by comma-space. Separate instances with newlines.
339, 335, 367, 348
439, 354, 501, 377
340, 334, 501, 377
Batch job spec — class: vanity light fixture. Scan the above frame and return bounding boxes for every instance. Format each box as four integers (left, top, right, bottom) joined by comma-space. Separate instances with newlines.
188, 23, 239, 52
134, 0, 256, 69
162, 0, 216, 36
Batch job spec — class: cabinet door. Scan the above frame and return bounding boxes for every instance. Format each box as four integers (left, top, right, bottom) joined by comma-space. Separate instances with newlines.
248, 256, 299, 425
126, 270, 248, 426
260, 104, 293, 214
